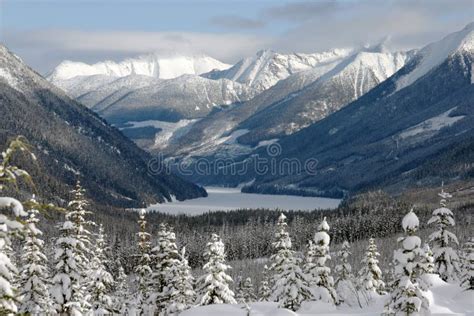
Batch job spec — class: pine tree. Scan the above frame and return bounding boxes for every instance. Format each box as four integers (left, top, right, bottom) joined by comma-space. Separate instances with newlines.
428, 188, 461, 282
165, 247, 196, 315
358, 238, 385, 295
460, 237, 474, 291
258, 265, 272, 302
335, 241, 360, 307
305, 217, 338, 305
421, 244, 435, 274
0, 137, 32, 313
19, 198, 53, 315
51, 182, 92, 315
235, 273, 245, 304
271, 213, 312, 311
196, 233, 236, 305
150, 223, 180, 311
114, 266, 130, 314
88, 224, 115, 315
236, 275, 256, 304
384, 209, 429, 315
134, 209, 153, 315
241, 277, 256, 303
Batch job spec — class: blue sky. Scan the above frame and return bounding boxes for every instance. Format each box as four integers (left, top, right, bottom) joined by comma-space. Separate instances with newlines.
1, 0, 473, 74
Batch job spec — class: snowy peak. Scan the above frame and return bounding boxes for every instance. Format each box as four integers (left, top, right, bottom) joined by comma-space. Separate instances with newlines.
203, 49, 353, 92
48, 53, 232, 82
396, 22, 474, 92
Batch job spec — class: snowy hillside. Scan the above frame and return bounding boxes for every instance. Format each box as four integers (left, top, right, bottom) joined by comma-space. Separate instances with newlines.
48, 53, 231, 82
396, 22, 474, 92
203, 49, 353, 93
163, 48, 412, 168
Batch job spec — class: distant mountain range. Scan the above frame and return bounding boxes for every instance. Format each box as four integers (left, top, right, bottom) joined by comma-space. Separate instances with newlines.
0, 45, 206, 208
42, 22, 474, 198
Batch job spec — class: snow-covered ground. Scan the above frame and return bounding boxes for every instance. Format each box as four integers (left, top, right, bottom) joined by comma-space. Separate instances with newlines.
181, 276, 473, 315
148, 187, 340, 215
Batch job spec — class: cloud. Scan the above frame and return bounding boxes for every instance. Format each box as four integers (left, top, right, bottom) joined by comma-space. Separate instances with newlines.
264, 1, 341, 21
2, 29, 272, 74
2, 0, 472, 74
264, 0, 474, 53
209, 15, 265, 30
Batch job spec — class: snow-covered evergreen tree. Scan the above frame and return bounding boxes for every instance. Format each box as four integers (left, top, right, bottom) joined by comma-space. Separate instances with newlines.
134, 209, 153, 315
0, 137, 31, 313
196, 233, 236, 305
165, 247, 196, 315
460, 237, 474, 291
235, 278, 257, 304
428, 188, 461, 282
358, 238, 385, 295
305, 217, 338, 305
150, 223, 180, 311
234, 273, 244, 304
19, 198, 53, 315
258, 265, 272, 302
335, 241, 360, 307
384, 210, 429, 315
271, 213, 312, 311
51, 182, 92, 315
421, 244, 435, 274
114, 266, 130, 314
88, 224, 115, 315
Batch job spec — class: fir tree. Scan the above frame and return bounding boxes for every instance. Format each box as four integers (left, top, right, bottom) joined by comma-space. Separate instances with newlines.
134, 209, 153, 315
358, 238, 385, 295
271, 213, 312, 311
236, 275, 256, 304
335, 241, 360, 307
150, 223, 180, 311
88, 224, 115, 315
305, 217, 338, 305
19, 198, 53, 315
165, 247, 196, 315
114, 266, 130, 314
428, 188, 461, 282
234, 273, 245, 304
241, 277, 256, 303
258, 265, 272, 302
0, 137, 32, 313
196, 233, 236, 305
384, 209, 429, 315
460, 237, 474, 291
51, 182, 92, 315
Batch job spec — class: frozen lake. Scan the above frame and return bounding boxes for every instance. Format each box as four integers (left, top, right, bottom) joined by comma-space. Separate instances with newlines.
147, 187, 341, 215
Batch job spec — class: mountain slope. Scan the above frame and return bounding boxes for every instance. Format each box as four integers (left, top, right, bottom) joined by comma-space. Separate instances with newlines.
0, 44, 206, 207
164, 48, 411, 161
202, 49, 352, 93
244, 23, 474, 197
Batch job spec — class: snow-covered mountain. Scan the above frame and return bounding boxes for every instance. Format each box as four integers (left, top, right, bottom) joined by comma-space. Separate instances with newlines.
48, 53, 231, 82
0, 44, 206, 207
242, 22, 474, 197
202, 49, 353, 93
164, 47, 412, 159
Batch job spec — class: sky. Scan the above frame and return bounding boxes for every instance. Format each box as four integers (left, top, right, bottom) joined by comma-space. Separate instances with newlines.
0, 0, 473, 74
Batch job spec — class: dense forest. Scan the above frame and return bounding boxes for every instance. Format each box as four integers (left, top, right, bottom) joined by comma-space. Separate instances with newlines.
1, 137, 473, 315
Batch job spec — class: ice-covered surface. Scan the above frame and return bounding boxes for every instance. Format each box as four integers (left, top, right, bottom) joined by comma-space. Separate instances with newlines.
182, 275, 473, 315
396, 22, 474, 92
147, 187, 340, 215
48, 53, 231, 81
398, 107, 465, 140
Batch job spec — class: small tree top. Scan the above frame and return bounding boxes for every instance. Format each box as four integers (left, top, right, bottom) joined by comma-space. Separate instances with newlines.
402, 209, 419, 233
